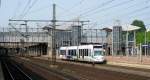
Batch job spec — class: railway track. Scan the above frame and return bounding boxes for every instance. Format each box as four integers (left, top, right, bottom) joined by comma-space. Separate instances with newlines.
11, 56, 78, 80
1, 57, 33, 80
20, 57, 150, 80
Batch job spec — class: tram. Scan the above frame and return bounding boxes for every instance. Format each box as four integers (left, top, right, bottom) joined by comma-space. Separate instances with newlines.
59, 45, 106, 63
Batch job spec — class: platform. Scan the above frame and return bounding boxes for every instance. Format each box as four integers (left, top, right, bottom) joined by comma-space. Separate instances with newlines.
0, 61, 4, 80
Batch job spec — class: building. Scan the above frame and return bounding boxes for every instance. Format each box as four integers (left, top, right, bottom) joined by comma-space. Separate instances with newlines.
112, 26, 123, 55
71, 26, 82, 46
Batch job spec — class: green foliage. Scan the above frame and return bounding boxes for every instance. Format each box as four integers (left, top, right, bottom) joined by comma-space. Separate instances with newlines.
136, 32, 145, 44
131, 20, 146, 44
131, 20, 146, 32
136, 31, 150, 44
147, 31, 150, 43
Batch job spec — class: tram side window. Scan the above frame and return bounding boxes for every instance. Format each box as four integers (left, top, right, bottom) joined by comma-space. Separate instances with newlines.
82, 49, 84, 56
73, 50, 76, 56
60, 50, 66, 55
84, 49, 88, 56
71, 50, 73, 55
81, 49, 83, 56
88, 49, 91, 56
71, 50, 74, 56
79, 49, 88, 56
68, 50, 71, 55
79, 49, 82, 56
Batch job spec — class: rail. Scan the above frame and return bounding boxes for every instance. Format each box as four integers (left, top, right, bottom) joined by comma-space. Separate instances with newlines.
2, 58, 32, 80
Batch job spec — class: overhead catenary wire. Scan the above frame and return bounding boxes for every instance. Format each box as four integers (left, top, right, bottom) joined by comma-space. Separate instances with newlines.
97, 0, 145, 19
56, 5, 82, 20
113, 4, 150, 22
127, 11, 150, 20
9, 0, 39, 39
123, 6, 150, 18
92, 0, 150, 24
79, 0, 116, 17
11, 0, 22, 19
9, 23, 29, 38
7, 0, 150, 30
19, 0, 39, 19
18, 0, 32, 19
81, 0, 150, 28
69, 0, 85, 10
53, 1, 87, 29
56, 0, 115, 23
22, 0, 53, 17
113, 0, 150, 19
22, 0, 39, 19
81, 0, 135, 18
56, 0, 85, 19
9, 0, 31, 34
0, 0, 1, 8
27, 5, 50, 14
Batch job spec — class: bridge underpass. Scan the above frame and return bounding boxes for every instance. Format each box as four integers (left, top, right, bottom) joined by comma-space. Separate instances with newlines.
0, 42, 48, 57
0, 27, 50, 57
0, 26, 107, 57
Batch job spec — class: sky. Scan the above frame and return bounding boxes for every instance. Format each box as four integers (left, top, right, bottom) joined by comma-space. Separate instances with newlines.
0, 0, 150, 29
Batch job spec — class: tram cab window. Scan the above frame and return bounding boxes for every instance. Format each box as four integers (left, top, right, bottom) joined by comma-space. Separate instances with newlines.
94, 51, 103, 56
93, 46, 102, 48
60, 50, 66, 55
68, 50, 76, 56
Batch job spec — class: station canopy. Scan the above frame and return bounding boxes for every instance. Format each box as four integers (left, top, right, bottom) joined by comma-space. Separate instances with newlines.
104, 24, 141, 32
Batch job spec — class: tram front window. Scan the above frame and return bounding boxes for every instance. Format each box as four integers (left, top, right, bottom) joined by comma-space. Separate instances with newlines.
94, 51, 103, 56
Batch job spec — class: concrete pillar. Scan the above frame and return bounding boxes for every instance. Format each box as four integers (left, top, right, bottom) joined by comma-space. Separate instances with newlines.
134, 31, 136, 55
36, 46, 38, 56
139, 43, 142, 63
30, 47, 32, 56
37, 45, 41, 56
29, 47, 31, 56
34, 45, 37, 56
126, 31, 129, 56
47, 35, 52, 59
39, 45, 42, 56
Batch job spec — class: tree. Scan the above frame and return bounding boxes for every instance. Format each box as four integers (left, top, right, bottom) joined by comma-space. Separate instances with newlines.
131, 20, 146, 44
147, 31, 150, 43
131, 20, 146, 32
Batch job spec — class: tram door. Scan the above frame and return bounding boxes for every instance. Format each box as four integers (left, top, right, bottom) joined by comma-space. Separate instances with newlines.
79, 49, 81, 58
79, 49, 84, 59
82, 49, 84, 59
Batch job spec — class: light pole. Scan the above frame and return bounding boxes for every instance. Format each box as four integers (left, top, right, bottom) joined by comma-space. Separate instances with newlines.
43, 4, 56, 66
145, 30, 147, 56
20, 39, 25, 56
52, 4, 56, 65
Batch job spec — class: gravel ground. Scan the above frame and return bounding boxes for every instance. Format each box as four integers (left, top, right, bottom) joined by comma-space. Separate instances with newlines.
13, 57, 77, 80
14, 57, 150, 80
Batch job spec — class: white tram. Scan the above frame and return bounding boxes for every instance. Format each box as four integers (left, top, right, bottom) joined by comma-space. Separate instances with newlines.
59, 45, 106, 63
